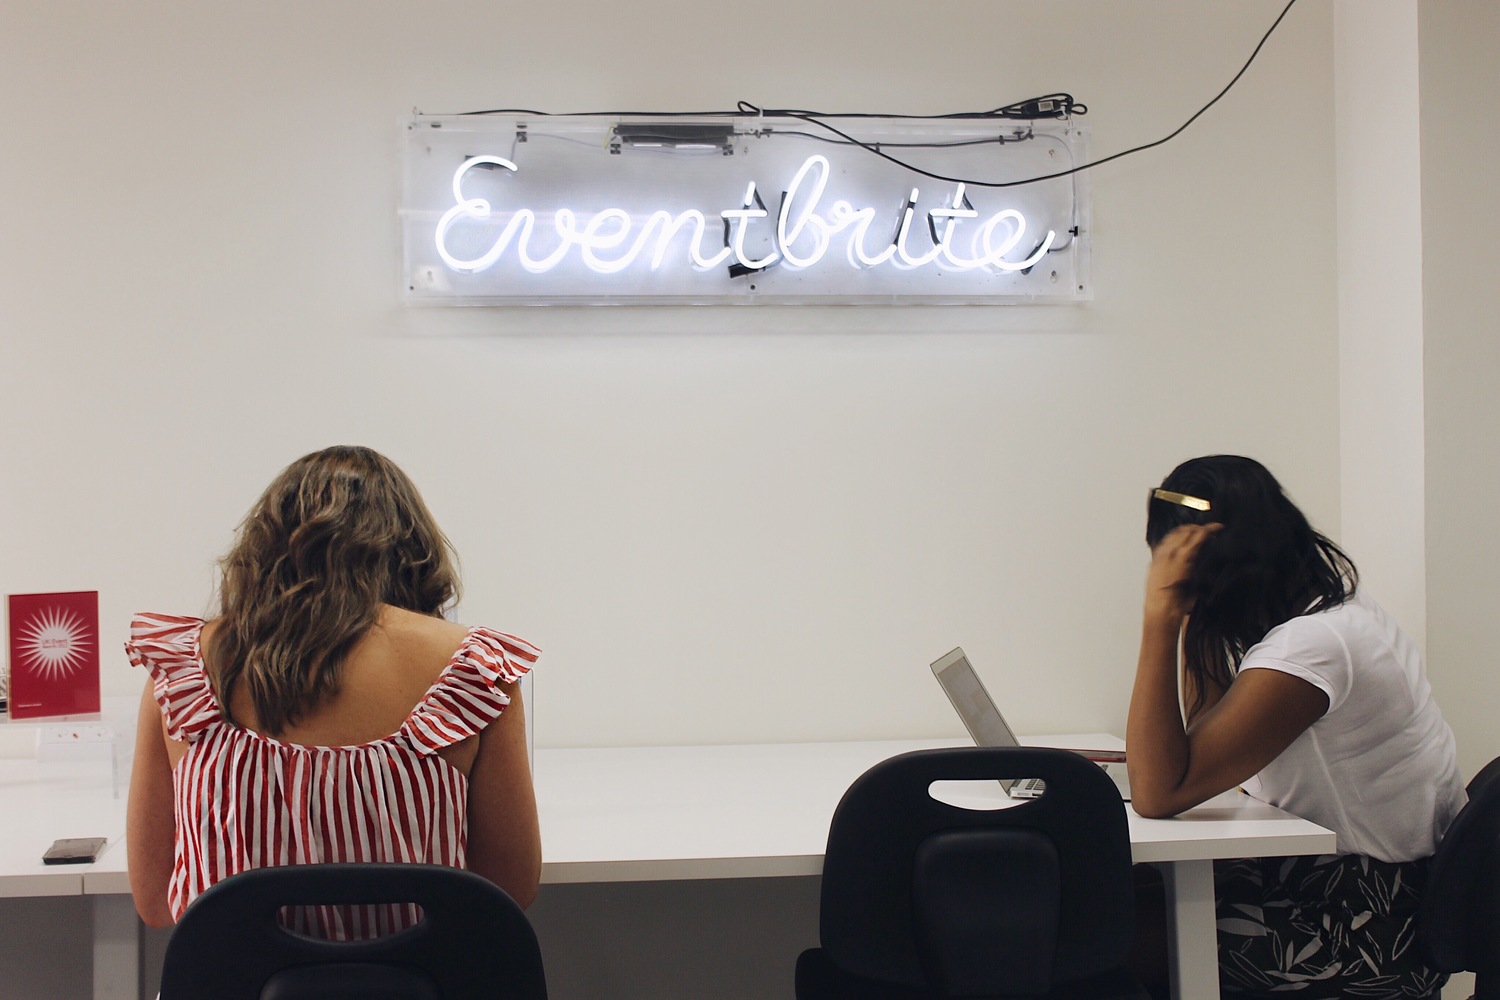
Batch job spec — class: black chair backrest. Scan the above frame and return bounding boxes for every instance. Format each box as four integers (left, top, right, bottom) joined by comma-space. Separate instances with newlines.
818, 746, 1134, 995
158, 863, 547, 1000
1419, 754, 1500, 979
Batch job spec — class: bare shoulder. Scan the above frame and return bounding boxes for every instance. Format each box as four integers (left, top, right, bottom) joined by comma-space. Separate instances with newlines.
374, 605, 475, 661
316, 606, 479, 735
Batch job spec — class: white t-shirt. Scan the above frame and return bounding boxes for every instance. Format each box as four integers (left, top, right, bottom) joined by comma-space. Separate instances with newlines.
1237, 589, 1465, 862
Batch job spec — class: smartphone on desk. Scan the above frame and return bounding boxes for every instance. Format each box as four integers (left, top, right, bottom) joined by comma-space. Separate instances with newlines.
42, 837, 108, 865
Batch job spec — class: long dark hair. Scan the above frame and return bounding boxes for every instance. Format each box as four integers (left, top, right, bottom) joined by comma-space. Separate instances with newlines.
203, 446, 460, 735
1146, 456, 1356, 717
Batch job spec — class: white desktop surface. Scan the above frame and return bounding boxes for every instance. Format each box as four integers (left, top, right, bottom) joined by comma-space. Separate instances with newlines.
535, 735, 1333, 878
533, 736, 1336, 1000
0, 755, 136, 1000
0, 759, 128, 898
0, 733, 1337, 1000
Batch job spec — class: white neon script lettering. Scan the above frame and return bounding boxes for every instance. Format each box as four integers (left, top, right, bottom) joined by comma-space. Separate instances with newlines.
722, 182, 779, 271
435, 154, 1054, 276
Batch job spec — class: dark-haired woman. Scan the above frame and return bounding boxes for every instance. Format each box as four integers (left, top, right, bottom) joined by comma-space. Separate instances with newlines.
126, 446, 541, 936
1127, 455, 1463, 999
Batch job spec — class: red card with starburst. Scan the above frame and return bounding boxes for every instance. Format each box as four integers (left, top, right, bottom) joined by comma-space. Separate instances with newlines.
7, 591, 101, 719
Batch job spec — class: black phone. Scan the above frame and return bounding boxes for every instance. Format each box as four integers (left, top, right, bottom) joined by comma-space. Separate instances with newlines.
42, 837, 108, 865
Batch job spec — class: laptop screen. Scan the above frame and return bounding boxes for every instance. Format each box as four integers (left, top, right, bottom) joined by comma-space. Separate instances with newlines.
930, 646, 1132, 801
930, 647, 1021, 749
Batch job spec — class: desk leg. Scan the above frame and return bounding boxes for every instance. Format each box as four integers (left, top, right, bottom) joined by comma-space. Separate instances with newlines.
1160, 859, 1218, 1000
92, 895, 141, 1000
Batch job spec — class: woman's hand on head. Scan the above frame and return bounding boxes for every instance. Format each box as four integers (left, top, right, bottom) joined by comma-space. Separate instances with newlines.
1144, 523, 1221, 621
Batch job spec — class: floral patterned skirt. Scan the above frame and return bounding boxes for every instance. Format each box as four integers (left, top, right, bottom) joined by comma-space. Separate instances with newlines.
1215, 854, 1446, 999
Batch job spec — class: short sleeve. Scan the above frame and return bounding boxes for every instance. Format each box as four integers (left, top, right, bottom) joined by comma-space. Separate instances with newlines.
399, 628, 539, 753
124, 612, 223, 742
1238, 612, 1353, 714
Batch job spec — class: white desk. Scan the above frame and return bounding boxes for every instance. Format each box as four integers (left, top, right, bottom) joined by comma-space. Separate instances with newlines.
534, 737, 1336, 1000
0, 756, 137, 1000
3, 736, 1335, 1000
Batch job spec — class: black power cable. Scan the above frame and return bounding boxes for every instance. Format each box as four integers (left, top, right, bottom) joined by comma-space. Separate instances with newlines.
439, 0, 1300, 189
743, 0, 1300, 188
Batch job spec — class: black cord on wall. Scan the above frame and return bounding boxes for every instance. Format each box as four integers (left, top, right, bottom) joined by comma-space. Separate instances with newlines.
439, 0, 1300, 189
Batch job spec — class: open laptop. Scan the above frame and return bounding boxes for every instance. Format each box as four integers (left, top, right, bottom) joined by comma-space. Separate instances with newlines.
929, 647, 1131, 800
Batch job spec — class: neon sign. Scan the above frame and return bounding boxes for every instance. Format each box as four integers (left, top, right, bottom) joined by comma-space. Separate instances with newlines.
436, 154, 1055, 278
402, 114, 1089, 304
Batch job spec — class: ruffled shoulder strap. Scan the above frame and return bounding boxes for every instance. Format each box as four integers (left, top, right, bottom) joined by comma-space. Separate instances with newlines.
124, 612, 223, 742
400, 627, 539, 753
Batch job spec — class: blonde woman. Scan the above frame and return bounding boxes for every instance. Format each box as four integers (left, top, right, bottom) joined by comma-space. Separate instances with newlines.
127, 446, 540, 937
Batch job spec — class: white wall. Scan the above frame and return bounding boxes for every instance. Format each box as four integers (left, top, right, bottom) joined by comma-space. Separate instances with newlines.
0, 0, 1339, 754
1329, 4, 1500, 988
1417, 9, 1500, 995
1334, 0, 1427, 646
1420, 1, 1500, 783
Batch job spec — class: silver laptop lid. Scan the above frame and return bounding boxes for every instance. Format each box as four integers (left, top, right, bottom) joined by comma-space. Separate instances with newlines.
930, 647, 1022, 749
930, 646, 1132, 801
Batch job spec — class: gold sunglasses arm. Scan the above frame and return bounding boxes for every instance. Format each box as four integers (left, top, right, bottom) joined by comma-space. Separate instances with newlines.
1152, 489, 1212, 512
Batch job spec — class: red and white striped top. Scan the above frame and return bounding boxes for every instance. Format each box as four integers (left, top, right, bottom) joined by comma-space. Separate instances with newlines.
127, 612, 538, 938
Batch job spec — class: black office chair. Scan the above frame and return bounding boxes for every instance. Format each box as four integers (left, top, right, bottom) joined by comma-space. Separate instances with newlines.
158, 863, 547, 1000
796, 746, 1149, 1000
1419, 755, 1500, 1000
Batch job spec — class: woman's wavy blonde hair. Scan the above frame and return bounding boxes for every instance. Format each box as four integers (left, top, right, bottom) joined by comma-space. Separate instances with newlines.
204, 446, 460, 735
